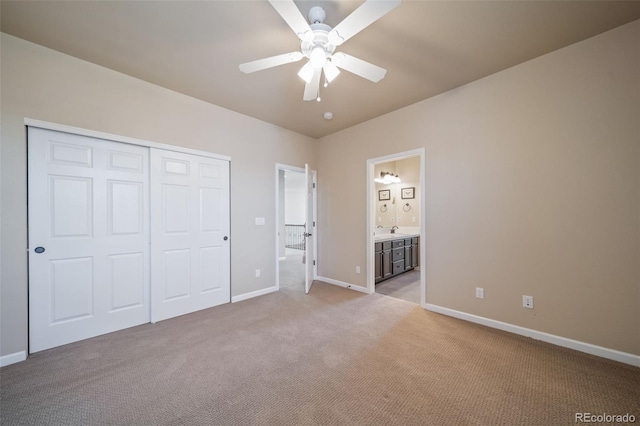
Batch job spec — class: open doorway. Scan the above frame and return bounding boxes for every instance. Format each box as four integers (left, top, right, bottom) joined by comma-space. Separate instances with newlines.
367, 149, 426, 306
275, 164, 307, 292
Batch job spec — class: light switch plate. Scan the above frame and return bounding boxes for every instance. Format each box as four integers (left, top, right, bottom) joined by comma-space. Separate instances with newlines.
255, 217, 265, 226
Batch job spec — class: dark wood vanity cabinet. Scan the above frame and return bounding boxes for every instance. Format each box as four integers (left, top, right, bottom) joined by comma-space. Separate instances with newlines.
374, 243, 383, 281
374, 242, 393, 282
391, 239, 404, 276
411, 237, 419, 269
375, 236, 419, 284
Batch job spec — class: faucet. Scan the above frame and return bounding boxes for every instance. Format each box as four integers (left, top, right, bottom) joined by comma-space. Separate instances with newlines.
376, 225, 383, 228
391, 226, 399, 234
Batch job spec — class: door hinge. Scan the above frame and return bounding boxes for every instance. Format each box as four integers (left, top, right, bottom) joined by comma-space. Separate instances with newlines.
313, 260, 316, 266
313, 221, 315, 227
313, 183, 316, 188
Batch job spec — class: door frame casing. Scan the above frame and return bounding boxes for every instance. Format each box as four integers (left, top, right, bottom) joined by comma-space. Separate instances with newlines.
25, 118, 230, 162
274, 163, 317, 291
366, 148, 426, 307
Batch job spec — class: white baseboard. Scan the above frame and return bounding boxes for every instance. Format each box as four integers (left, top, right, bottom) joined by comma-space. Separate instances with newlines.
232, 285, 278, 303
0, 350, 27, 367
316, 276, 370, 294
425, 303, 640, 367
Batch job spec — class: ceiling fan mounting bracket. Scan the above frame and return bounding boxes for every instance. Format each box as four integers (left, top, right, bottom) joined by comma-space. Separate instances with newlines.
308, 6, 326, 25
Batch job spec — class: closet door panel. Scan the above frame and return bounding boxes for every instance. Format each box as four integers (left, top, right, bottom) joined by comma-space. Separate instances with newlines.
150, 149, 230, 322
28, 127, 150, 353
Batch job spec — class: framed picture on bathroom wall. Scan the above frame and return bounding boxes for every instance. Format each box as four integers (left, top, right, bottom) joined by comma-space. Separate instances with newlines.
378, 189, 391, 201
401, 187, 415, 199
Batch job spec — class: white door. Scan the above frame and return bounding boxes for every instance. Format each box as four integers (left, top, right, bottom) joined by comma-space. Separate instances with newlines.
304, 164, 316, 293
150, 149, 230, 322
28, 128, 150, 353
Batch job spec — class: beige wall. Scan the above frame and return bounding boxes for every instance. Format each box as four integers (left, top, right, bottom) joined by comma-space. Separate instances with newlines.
317, 21, 640, 355
0, 34, 317, 357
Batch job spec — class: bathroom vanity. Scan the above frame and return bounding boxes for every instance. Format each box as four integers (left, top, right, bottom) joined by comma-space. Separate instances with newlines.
374, 235, 419, 284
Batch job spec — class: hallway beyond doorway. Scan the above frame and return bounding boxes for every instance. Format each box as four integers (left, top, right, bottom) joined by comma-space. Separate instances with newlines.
279, 248, 305, 290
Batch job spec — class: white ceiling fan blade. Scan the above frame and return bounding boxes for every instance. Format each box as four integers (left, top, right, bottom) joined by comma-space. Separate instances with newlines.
268, 0, 314, 42
298, 62, 314, 83
328, 0, 401, 46
239, 52, 303, 74
331, 52, 387, 82
303, 68, 321, 101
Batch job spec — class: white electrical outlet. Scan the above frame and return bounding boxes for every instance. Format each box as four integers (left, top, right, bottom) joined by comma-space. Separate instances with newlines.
356, 266, 361, 274
255, 269, 261, 278
522, 295, 534, 309
475, 287, 484, 299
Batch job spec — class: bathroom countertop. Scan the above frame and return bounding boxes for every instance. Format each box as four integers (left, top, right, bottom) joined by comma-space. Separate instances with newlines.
374, 233, 419, 243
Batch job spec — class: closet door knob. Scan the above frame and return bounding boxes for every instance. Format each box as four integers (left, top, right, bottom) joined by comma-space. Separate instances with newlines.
34, 247, 46, 254
223, 236, 228, 241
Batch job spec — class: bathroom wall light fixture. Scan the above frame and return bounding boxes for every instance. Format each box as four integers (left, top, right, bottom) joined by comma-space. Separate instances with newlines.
374, 171, 401, 184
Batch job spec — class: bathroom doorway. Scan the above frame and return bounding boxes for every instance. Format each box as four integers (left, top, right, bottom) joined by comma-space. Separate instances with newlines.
367, 149, 426, 306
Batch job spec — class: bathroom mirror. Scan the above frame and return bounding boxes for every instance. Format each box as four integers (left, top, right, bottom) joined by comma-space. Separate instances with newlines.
374, 157, 421, 230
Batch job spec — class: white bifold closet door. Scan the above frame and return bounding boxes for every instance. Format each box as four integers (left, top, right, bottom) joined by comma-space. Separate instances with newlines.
28, 128, 150, 353
150, 149, 230, 322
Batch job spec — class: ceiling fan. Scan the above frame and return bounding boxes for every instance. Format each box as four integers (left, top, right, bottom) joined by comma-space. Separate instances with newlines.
239, 0, 400, 101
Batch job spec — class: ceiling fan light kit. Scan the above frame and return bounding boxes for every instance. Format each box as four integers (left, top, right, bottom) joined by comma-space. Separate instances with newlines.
309, 45, 327, 68
239, 0, 400, 102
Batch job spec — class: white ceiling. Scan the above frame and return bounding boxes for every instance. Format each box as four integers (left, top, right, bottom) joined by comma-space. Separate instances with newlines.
2, 1, 639, 139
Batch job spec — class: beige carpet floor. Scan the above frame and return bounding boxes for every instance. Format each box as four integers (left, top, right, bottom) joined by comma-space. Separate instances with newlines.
1, 281, 638, 425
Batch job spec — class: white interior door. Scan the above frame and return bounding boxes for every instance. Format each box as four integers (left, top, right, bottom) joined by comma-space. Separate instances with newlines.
304, 164, 315, 293
28, 128, 150, 353
150, 149, 230, 322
